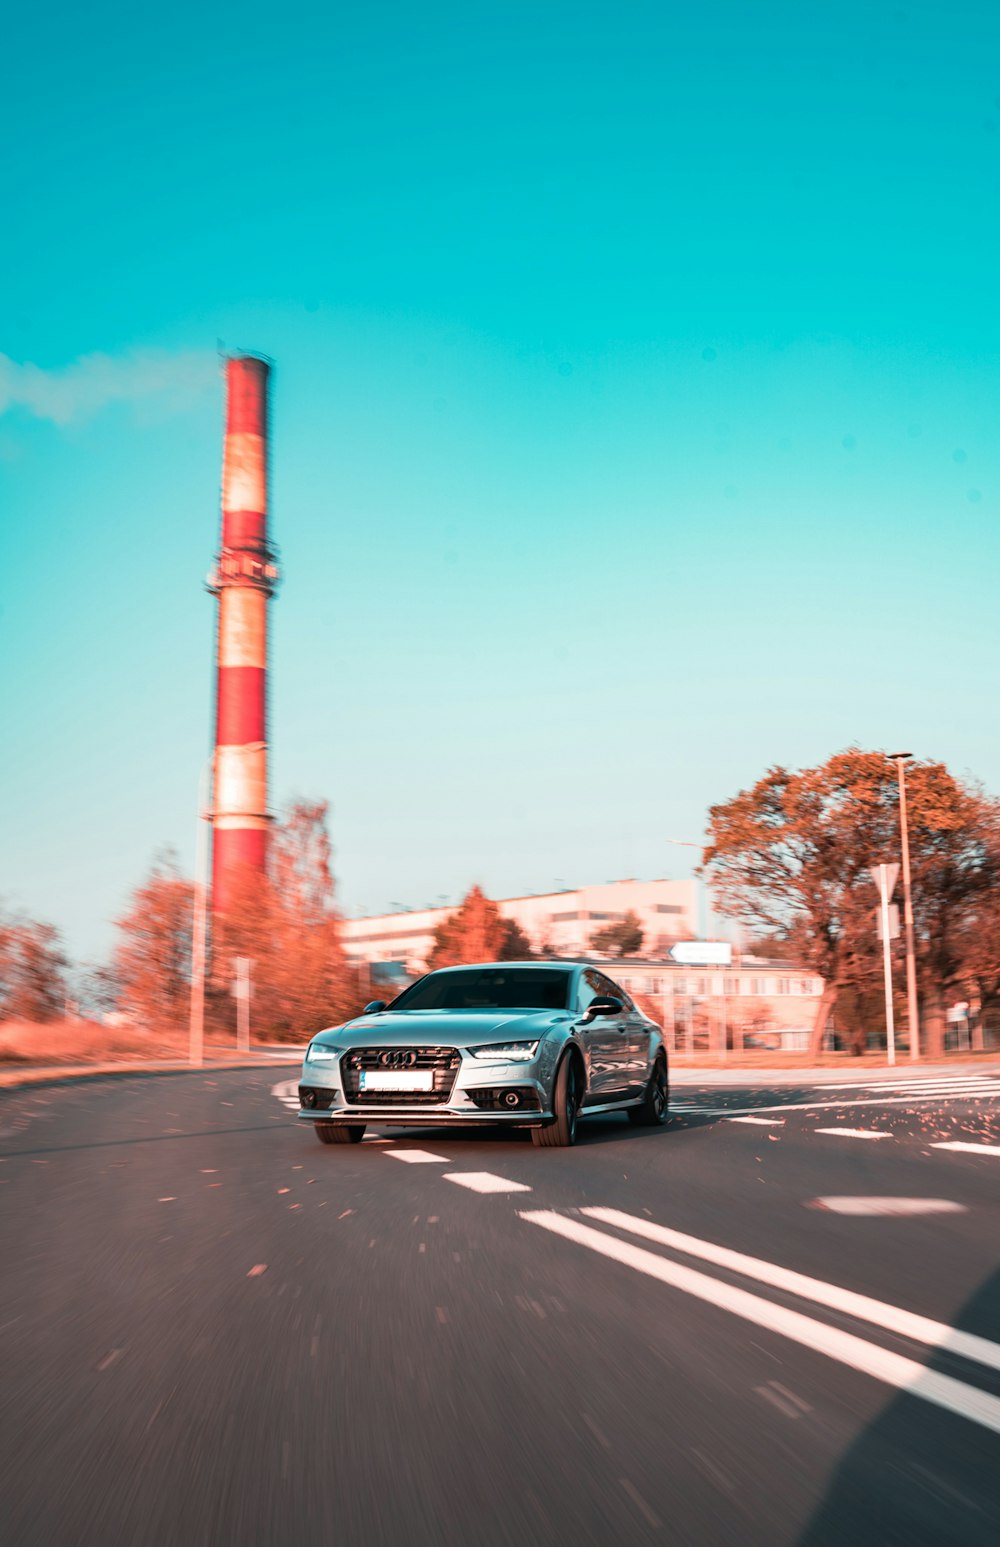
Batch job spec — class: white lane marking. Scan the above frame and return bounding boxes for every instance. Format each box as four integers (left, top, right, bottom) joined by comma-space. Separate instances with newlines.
931, 1142, 1000, 1158
812, 1198, 967, 1216
679, 1091, 1000, 1116
823, 1077, 1000, 1091
444, 1172, 532, 1194
579, 1206, 1000, 1377
814, 1127, 893, 1140
521, 1210, 1000, 1436
384, 1149, 449, 1164
726, 1116, 785, 1126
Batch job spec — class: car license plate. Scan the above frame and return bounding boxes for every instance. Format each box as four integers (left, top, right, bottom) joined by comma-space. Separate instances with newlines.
359, 1070, 433, 1092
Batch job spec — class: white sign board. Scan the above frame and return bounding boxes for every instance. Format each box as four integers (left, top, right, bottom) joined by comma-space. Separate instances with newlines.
868, 863, 900, 898
670, 942, 733, 967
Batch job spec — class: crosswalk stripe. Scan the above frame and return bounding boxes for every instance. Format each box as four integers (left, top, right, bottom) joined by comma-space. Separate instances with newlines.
824, 1079, 1000, 1092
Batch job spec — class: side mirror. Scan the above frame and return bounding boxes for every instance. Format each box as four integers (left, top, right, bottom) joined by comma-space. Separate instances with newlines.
362, 1000, 387, 1015
584, 995, 624, 1021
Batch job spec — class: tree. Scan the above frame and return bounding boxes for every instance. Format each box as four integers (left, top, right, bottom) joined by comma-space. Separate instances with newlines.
498, 918, 533, 960
114, 851, 194, 1031
590, 911, 645, 958
212, 800, 357, 1040
0, 907, 69, 1021
704, 750, 996, 1058
426, 886, 531, 969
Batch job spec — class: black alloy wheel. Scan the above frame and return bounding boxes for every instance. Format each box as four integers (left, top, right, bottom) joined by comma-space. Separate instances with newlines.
315, 1123, 367, 1145
531, 1054, 579, 1147
628, 1055, 669, 1126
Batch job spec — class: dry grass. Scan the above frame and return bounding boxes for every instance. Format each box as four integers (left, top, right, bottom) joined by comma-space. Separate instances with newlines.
0, 1018, 198, 1066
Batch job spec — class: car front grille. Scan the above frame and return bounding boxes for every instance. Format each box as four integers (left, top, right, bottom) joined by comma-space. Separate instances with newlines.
342, 1047, 461, 1106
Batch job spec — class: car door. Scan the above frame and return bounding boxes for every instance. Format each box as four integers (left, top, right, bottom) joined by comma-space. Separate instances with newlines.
575, 965, 631, 1101
575, 970, 622, 1102
594, 972, 635, 1094
601, 974, 650, 1093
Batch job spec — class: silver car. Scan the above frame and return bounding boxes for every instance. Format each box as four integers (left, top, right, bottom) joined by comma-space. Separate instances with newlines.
297, 961, 669, 1148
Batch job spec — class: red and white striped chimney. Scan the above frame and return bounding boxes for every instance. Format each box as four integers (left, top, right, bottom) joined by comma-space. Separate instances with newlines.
209, 355, 279, 914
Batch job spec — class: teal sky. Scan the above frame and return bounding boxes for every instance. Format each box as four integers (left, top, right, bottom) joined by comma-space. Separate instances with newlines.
4, 1, 1000, 965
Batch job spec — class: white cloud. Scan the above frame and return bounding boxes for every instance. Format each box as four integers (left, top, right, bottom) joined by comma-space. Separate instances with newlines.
0, 348, 219, 425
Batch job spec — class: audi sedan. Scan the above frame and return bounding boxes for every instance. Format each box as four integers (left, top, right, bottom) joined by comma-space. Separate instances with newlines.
297, 961, 669, 1147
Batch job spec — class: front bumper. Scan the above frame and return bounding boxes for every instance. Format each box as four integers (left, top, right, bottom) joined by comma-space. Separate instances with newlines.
298, 1107, 554, 1128
298, 1042, 557, 1128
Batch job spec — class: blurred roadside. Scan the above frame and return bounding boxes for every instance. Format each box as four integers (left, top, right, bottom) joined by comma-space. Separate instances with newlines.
0, 1016, 302, 1089
2, 1015, 998, 1094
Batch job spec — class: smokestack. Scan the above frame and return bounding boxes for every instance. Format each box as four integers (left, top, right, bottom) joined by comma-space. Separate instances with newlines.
208, 355, 279, 914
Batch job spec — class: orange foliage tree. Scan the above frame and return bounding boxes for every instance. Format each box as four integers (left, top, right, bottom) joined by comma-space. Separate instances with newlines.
705, 750, 998, 1058
211, 800, 358, 1041
0, 906, 69, 1022
427, 885, 533, 969
114, 852, 194, 1031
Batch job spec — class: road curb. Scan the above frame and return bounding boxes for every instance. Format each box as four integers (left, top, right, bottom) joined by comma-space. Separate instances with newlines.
0, 1057, 301, 1091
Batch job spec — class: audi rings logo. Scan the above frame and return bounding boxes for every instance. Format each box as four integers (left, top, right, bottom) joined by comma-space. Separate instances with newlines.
379, 1049, 416, 1068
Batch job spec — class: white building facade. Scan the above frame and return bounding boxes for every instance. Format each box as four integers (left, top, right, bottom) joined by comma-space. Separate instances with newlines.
342, 878, 699, 974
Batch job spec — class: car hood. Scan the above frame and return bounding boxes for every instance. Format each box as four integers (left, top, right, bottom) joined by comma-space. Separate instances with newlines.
311, 1009, 571, 1049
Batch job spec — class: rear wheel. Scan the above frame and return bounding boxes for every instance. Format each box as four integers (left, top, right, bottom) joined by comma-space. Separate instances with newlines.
531, 1054, 579, 1147
628, 1055, 669, 1127
315, 1123, 366, 1145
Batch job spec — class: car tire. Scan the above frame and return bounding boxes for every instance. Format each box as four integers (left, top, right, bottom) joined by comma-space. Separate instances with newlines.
531, 1054, 579, 1147
628, 1055, 669, 1126
315, 1123, 366, 1145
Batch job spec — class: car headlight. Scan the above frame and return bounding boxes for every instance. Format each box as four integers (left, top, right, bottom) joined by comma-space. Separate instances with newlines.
469, 1040, 540, 1063
305, 1043, 341, 1063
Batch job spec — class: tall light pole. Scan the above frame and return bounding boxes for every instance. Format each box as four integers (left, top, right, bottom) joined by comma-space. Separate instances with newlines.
189, 753, 216, 1068
889, 752, 921, 1062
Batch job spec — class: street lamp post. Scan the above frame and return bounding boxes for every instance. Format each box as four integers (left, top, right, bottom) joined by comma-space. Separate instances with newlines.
889, 752, 921, 1062
189, 753, 215, 1068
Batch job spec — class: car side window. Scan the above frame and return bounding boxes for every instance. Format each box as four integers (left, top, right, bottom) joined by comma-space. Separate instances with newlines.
577, 970, 602, 1015
598, 973, 630, 1010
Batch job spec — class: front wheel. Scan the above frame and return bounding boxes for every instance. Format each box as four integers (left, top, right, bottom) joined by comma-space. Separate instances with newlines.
531, 1055, 579, 1147
628, 1055, 669, 1127
315, 1123, 366, 1145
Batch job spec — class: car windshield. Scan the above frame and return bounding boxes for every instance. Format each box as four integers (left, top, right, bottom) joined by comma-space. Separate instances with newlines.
390, 967, 572, 1013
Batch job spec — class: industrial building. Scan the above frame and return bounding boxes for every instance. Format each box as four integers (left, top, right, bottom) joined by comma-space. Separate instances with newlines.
342, 878, 699, 974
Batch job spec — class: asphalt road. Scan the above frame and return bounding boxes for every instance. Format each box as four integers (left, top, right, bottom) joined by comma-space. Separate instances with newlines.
1, 1068, 999, 1547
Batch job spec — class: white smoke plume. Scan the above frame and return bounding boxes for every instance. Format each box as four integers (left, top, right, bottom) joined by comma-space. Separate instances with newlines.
0, 348, 219, 425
